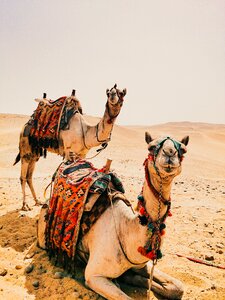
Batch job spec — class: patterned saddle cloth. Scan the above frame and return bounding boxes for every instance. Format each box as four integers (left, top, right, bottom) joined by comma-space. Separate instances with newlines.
24, 96, 82, 156
45, 159, 129, 267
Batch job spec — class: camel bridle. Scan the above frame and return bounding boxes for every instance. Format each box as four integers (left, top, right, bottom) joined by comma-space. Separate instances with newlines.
150, 137, 184, 162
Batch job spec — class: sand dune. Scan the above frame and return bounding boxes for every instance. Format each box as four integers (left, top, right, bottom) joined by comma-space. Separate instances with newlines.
0, 113, 224, 300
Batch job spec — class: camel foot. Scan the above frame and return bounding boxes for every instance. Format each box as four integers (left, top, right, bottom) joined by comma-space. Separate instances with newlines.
34, 200, 43, 206
21, 204, 32, 211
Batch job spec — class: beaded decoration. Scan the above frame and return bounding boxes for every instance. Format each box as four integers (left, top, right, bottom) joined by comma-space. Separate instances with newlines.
137, 193, 172, 260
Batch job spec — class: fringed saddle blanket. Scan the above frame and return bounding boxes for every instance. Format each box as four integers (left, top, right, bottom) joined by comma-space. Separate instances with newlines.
45, 159, 127, 267
25, 96, 82, 156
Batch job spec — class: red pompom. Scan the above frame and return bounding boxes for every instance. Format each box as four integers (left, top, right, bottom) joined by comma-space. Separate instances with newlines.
148, 155, 154, 161
160, 229, 166, 236
137, 246, 146, 256
146, 250, 155, 260
168, 210, 172, 217
139, 207, 145, 215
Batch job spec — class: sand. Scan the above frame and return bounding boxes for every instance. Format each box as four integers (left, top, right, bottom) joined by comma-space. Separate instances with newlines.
0, 113, 224, 300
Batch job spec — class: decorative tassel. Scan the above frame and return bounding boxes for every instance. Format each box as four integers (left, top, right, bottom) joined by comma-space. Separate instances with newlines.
156, 249, 163, 259
138, 215, 148, 225
138, 246, 146, 256
160, 223, 166, 230
168, 210, 172, 217
147, 246, 152, 252
148, 155, 154, 161
139, 207, 145, 215
148, 223, 154, 230
137, 195, 144, 201
160, 229, 166, 236
146, 251, 156, 260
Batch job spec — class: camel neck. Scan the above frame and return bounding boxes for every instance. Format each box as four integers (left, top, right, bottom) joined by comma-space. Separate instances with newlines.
94, 103, 119, 143
142, 181, 169, 221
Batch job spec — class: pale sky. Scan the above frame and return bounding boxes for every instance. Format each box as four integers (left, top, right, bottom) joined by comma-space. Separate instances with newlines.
1, 0, 225, 125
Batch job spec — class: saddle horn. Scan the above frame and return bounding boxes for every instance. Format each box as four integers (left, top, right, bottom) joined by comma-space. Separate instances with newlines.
43, 93, 47, 99
71, 89, 76, 96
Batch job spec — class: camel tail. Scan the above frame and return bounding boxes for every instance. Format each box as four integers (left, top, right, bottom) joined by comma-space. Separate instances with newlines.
13, 153, 21, 165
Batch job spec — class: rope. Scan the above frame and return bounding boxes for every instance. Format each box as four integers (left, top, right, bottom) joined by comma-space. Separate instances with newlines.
147, 259, 157, 300
174, 253, 225, 269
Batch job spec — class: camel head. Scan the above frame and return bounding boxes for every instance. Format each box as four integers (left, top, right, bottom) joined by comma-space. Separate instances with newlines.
145, 132, 189, 179
105, 84, 127, 122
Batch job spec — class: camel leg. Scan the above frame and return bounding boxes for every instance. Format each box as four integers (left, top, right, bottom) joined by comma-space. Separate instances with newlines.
20, 159, 31, 211
85, 273, 131, 300
120, 263, 184, 299
26, 160, 42, 206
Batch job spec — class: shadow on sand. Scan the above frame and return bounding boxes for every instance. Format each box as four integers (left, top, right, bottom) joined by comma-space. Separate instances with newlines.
0, 210, 162, 299
0, 210, 36, 252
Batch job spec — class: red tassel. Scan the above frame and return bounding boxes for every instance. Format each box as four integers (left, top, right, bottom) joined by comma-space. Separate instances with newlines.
160, 229, 166, 236
137, 246, 146, 256
148, 155, 154, 161
139, 207, 145, 215
168, 210, 172, 217
146, 250, 156, 260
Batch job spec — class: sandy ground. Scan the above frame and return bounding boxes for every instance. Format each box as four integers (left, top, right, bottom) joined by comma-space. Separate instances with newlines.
0, 113, 224, 300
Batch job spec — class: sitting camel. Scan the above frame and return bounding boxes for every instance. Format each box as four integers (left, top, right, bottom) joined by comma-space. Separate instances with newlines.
37, 132, 189, 299
14, 84, 126, 210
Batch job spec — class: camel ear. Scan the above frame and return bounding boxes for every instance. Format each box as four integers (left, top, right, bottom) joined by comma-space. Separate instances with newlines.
122, 88, 127, 96
114, 83, 117, 89
145, 132, 153, 144
180, 135, 189, 146
106, 89, 110, 96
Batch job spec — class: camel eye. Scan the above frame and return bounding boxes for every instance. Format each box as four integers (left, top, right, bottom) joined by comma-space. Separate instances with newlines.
148, 145, 156, 152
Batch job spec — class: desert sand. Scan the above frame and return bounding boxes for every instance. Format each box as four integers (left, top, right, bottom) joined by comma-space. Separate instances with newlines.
0, 113, 224, 300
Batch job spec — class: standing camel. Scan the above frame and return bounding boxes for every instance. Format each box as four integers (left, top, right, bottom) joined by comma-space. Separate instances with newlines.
14, 84, 126, 210
38, 132, 189, 299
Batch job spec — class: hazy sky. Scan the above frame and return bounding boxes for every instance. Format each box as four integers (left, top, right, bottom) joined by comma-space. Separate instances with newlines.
1, 0, 225, 125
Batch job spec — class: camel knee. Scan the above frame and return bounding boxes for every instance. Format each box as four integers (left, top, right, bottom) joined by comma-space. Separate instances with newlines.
26, 176, 33, 184
85, 272, 95, 289
152, 279, 184, 300
167, 280, 184, 299
20, 176, 26, 184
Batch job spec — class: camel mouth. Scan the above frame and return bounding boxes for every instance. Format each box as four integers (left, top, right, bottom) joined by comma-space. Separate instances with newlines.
164, 166, 173, 173
162, 165, 177, 173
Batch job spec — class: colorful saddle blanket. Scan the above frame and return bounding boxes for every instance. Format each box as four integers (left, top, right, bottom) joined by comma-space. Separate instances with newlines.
25, 96, 82, 156
45, 159, 125, 263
